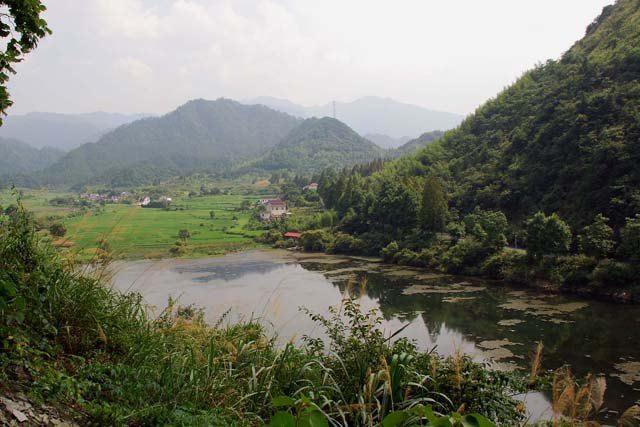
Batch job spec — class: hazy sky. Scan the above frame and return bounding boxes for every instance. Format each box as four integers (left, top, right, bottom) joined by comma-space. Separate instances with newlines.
8, 0, 612, 116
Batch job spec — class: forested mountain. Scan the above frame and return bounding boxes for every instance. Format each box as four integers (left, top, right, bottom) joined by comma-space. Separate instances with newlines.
0, 111, 149, 150
385, 0, 640, 228
37, 99, 301, 186
244, 96, 463, 139
392, 131, 444, 156
250, 117, 383, 173
0, 137, 64, 175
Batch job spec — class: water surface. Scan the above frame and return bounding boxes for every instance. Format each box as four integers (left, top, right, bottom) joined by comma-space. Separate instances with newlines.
109, 250, 640, 421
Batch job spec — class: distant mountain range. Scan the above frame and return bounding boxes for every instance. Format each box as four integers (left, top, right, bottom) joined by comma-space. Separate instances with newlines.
0, 111, 150, 151
0, 137, 64, 175
0, 97, 449, 187
35, 99, 302, 186
243, 96, 463, 140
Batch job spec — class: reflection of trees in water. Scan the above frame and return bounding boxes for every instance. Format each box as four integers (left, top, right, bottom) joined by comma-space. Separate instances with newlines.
302, 258, 640, 411
174, 260, 289, 282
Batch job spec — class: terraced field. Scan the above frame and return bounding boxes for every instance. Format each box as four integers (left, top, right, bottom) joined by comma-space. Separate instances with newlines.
64, 195, 264, 258
1, 189, 266, 259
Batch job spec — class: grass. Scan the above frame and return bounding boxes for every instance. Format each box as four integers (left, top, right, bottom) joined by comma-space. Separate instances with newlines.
0, 205, 524, 426
1, 189, 266, 259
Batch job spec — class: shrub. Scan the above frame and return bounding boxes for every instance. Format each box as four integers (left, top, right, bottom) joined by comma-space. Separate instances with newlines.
550, 255, 598, 289
480, 249, 527, 280
592, 259, 639, 288
578, 214, 614, 259
393, 248, 419, 265
328, 232, 364, 254
300, 229, 333, 252
618, 214, 640, 262
380, 241, 400, 262
49, 222, 67, 238
441, 238, 490, 274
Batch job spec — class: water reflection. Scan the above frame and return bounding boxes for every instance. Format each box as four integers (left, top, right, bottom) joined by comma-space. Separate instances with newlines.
109, 250, 640, 419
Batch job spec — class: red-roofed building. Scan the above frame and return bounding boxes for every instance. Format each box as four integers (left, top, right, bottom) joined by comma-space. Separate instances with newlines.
284, 231, 302, 239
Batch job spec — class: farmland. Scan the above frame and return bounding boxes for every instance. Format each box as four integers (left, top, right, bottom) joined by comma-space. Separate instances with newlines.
1, 189, 266, 259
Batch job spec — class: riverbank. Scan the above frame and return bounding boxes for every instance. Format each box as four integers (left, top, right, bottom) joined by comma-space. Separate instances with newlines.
2, 211, 526, 426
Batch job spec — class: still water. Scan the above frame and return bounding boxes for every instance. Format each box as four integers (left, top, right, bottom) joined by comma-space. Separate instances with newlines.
109, 250, 640, 420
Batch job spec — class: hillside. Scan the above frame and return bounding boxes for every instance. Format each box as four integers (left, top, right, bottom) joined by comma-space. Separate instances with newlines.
37, 99, 301, 186
392, 130, 444, 156
0, 137, 64, 175
251, 117, 383, 173
0, 111, 149, 150
245, 96, 463, 139
394, 0, 640, 227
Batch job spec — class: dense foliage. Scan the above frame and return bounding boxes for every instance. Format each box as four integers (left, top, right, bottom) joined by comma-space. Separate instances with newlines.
250, 117, 383, 174
389, 0, 640, 229
0, 205, 523, 425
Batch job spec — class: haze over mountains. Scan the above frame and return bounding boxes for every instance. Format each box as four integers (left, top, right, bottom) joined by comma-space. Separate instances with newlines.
0, 138, 64, 175
0, 111, 150, 151
244, 96, 463, 144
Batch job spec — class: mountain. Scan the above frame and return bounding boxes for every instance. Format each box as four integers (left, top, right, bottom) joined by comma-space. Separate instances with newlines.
244, 96, 464, 139
38, 99, 301, 186
364, 134, 412, 149
250, 117, 383, 173
243, 96, 307, 118
0, 137, 64, 175
0, 111, 151, 151
392, 131, 444, 156
392, 0, 640, 227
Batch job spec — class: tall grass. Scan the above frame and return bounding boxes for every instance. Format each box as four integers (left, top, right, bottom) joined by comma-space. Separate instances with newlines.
1, 203, 524, 425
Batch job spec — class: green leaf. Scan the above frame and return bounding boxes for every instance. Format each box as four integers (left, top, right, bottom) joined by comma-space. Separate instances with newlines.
268, 411, 295, 427
272, 396, 296, 408
382, 411, 410, 427
460, 414, 497, 427
298, 410, 329, 427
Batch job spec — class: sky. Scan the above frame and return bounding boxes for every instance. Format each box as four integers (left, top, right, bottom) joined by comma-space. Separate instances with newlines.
7, 0, 613, 116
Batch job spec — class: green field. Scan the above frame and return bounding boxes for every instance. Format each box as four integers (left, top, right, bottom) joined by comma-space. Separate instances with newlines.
1, 190, 266, 259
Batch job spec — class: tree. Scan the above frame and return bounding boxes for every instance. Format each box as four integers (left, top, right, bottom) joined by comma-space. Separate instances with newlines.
419, 175, 448, 233
0, 0, 51, 121
49, 222, 66, 238
618, 214, 640, 262
526, 212, 572, 259
578, 214, 614, 259
209, 210, 215, 219
178, 229, 190, 241
463, 209, 508, 252
370, 174, 419, 233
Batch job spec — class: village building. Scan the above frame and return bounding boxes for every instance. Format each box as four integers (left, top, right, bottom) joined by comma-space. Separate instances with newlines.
260, 198, 289, 220
303, 182, 318, 191
140, 197, 151, 206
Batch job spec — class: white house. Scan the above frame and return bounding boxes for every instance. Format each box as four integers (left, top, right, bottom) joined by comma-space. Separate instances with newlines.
260, 199, 288, 220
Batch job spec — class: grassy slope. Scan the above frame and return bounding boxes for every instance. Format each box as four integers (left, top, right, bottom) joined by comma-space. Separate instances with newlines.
1, 190, 265, 259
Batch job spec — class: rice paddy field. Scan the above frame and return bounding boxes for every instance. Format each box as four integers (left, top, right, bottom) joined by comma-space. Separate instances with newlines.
1, 189, 266, 259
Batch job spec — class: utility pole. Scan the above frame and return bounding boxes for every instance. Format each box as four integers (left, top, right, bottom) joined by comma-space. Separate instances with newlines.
332, 100, 336, 119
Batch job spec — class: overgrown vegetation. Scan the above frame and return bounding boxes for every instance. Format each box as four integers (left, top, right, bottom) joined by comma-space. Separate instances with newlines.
0, 203, 531, 425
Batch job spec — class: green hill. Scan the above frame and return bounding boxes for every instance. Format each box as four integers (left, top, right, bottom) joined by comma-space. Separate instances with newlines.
0, 137, 64, 175
250, 117, 383, 173
398, 0, 640, 227
392, 130, 444, 157
37, 99, 301, 186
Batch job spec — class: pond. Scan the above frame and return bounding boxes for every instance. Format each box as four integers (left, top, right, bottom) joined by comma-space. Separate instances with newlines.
108, 250, 640, 422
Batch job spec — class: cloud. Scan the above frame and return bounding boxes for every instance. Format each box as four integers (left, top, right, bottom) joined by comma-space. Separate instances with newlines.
6, 0, 614, 115
113, 57, 153, 80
